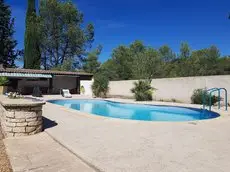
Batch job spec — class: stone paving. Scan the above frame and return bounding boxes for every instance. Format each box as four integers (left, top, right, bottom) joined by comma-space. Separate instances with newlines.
4, 132, 96, 172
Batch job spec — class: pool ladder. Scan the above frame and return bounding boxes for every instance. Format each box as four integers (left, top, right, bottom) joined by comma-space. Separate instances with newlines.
202, 88, 228, 111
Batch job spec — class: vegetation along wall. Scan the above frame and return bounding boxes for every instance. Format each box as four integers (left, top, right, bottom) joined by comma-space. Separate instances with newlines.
108, 75, 230, 103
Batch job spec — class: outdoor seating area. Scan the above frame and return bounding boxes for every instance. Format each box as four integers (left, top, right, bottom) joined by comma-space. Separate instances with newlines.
0, 67, 93, 96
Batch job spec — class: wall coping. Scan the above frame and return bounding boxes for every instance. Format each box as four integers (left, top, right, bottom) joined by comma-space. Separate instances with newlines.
0, 96, 45, 108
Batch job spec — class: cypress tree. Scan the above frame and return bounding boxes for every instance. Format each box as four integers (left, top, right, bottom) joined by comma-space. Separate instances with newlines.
24, 0, 41, 69
0, 0, 17, 67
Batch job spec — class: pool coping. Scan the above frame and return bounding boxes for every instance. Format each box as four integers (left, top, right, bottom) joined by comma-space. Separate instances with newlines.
44, 96, 230, 124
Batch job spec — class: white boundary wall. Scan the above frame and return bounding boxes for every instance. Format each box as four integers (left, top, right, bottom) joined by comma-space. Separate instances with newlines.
81, 80, 93, 96
108, 75, 230, 103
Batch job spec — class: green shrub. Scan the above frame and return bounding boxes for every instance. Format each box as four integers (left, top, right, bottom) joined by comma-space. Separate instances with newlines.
131, 80, 154, 101
191, 89, 219, 105
92, 72, 109, 97
0, 77, 8, 86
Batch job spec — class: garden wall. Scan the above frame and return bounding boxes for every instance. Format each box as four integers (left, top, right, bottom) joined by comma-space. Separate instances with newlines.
108, 75, 230, 103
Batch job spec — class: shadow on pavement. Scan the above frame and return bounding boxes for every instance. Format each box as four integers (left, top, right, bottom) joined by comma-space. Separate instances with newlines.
43, 116, 58, 130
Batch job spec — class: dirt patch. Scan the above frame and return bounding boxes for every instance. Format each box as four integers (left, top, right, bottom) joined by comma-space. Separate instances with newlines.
0, 126, 12, 172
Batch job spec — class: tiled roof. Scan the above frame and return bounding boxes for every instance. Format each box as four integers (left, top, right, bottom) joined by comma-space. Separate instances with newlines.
0, 68, 93, 76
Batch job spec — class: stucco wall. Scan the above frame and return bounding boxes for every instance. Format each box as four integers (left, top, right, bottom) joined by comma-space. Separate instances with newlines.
108, 75, 230, 103
80, 80, 93, 96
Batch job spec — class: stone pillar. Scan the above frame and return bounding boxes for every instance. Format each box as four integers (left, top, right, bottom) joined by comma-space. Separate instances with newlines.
0, 98, 45, 137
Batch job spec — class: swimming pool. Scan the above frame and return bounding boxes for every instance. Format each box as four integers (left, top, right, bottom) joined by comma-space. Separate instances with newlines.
48, 99, 220, 122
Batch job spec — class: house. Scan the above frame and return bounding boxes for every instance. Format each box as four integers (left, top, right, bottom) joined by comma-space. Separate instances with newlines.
0, 67, 93, 95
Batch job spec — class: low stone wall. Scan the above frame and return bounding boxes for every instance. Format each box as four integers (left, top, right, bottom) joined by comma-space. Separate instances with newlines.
0, 97, 45, 137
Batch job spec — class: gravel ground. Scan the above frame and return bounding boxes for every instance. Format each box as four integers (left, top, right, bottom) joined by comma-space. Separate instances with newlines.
0, 127, 12, 172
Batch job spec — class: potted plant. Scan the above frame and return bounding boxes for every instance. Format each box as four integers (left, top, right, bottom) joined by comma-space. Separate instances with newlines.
80, 85, 85, 95
0, 77, 8, 94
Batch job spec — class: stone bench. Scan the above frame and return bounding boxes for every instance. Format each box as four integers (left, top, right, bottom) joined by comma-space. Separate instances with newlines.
0, 97, 45, 137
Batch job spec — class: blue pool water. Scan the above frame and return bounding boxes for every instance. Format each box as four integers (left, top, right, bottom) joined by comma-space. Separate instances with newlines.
48, 99, 220, 122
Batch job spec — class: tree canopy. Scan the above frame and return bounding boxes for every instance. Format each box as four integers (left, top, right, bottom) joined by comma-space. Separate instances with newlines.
180, 42, 191, 59
0, 0, 17, 67
83, 45, 102, 74
99, 40, 230, 81
24, 0, 41, 69
39, 0, 94, 70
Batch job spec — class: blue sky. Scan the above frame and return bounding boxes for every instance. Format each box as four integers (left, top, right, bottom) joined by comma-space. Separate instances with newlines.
6, 0, 230, 63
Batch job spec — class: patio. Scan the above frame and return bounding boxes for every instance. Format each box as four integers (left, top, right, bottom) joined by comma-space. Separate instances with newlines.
4, 96, 230, 172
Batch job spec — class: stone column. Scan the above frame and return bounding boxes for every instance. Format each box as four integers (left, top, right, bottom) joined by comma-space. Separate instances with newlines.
0, 97, 45, 137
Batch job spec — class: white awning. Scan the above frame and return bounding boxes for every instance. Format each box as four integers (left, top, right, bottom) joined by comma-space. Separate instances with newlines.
0, 72, 52, 78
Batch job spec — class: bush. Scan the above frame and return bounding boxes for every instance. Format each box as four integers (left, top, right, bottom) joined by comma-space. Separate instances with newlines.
131, 80, 154, 101
0, 77, 8, 86
191, 89, 219, 105
92, 72, 109, 97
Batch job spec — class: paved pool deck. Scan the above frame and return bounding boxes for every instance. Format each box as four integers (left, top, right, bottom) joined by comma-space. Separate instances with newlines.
5, 95, 230, 172
4, 132, 96, 172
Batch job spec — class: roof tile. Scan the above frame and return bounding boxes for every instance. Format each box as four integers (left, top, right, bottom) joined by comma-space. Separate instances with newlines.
0, 68, 93, 76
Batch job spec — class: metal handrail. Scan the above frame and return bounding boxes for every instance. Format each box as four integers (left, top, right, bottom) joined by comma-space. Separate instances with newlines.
203, 88, 219, 109
203, 87, 228, 111
218, 88, 228, 111
207, 88, 219, 91
208, 89, 220, 111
